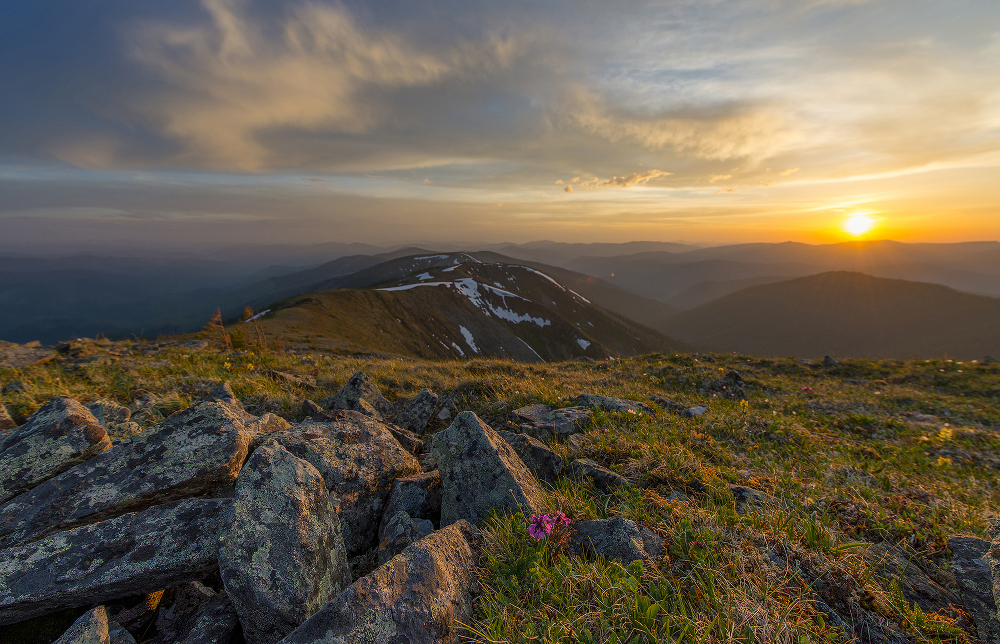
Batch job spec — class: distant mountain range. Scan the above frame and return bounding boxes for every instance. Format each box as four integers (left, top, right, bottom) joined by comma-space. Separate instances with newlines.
3, 239, 998, 360
655, 271, 1000, 360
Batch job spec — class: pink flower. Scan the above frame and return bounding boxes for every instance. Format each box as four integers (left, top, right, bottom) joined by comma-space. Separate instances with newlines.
801, 386, 813, 393
527, 512, 570, 540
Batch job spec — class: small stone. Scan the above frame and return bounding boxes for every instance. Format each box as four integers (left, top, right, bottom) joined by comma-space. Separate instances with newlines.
433, 412, 547, 526
302, 399, 323, 417
395, 388, 440, 434
730, 485, 776, 515
388, 425, 424, 454
173, 591, 240, 644
108, 620, 137, 644
510, 404, 592, 442
377, 511, 434, 564
147, 582, 217, 644
0, 396, 110, 505
280, 521, 481, 644
570, 459, 631, 493
85, 399, 132, 426
570, 518, 663, 563
0, 498, 229, 626
2, 380, 25, 394
320, 372, 393, 417
682, 405, 708, 418
0, 403, 16, 431
823, 355, 840, 367
572, 394, 654, 415
496, 430, 563, 482
379, 471, 442, 539
110, 591, 165, 633
948, 535, 1000, 642
437, 407, 453, 420
53, 605, 109, 644
266, 370, 317, 389
647, 395, 685, 412
220, 441, 351, 644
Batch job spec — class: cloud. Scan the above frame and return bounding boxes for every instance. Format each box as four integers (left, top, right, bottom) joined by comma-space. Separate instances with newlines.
570, 177, 580, 183
778, 167, 800, 176
423, 178, 432, 184
588, 169, 672, 189
564, 185, 573, 192
708, 174, 732, 183
125, 0, 522, 170
554, 179, 564, 184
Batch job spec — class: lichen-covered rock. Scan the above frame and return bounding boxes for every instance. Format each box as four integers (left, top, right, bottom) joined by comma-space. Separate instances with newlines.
0, 498, 228, 625
511, 404, 592, 442
647, 395, 685, 412
246, 412, 292, 441
86, 399, 132, 426
148, 582, 217, 644
320, 372, 393, 418
570, 459, 631, 493
379, 471, 441, 535
432, 411, 546, 526
174, 591, 241, 644
0, 403, 17, 431
279, 521, 481, 644
259, 411, 421, 556
302, 400, 323, 418
111, 591, 165, 634
53, 605, 109, 644
387, 426, 423, 454
377, 511, 434, 564
863, 544, 960, 615
948, 535, 1000, 642
496, 430, 563, 482
108, 620, 137, 644
220, 441, 352, 644
571, 394, 654, 416
0, 396, 110, 505
570, 518, 663, 563
394, 389, 439, 434
0, 401, 254, 549
202, 382, 250, 418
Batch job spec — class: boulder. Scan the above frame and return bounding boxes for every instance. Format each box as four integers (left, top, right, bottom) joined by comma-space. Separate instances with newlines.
823, 355, 840, 367
320, 372, 393, 417
0, 403, 16, 431
570, 459, 631, 493
246, 412, 292, 441
0, 396, 110, 505
394, 388, 439, 433
571, 394, 653, 416
948, 535, 1000, 642
647, 395, 685, 412
86, 399, 132, 426
0, 401, 254, 549
0, 498, 229, 625
496, 430, 563, 482
266, 370, 317, 389
379, 471, 442, 535
174, 591, 241, 644
570, 518, 663, 564
863, 544, 960, 614
279, 521, 481, 644
147, 582, 217, 644
387, 426, 423, 454
220, 441, 352, 644
53, 605, 109, 644
511, 404, 592, 442
377, 511, 434, 565
432, 411, 547, 526
302, 399, 323, 418
111, 591, 165, 635
257, 411, 421, 556
109, 620, 137, 644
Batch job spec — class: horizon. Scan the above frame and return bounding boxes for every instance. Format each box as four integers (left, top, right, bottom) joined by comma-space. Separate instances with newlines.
2, 1, 999, 248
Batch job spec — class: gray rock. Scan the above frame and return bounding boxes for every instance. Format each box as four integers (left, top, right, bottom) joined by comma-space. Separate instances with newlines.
377, 511, 434, 564
279, 521, 481, 644
570, 459, 631, 493
302, 399, 323, 417
202, 382, 253, 421
570, 518, 663, 563
0, 498, 229, 625
497, 430, 563, 482
246, 412, 292, 442
0, 400, 254, 549
257, 411, 421, 556
572, 394, 654, 416
823, 355, 840, 367
647, 395, 685, 412
86, 399, 132, 426
730, 485, 776, 516
387, 425, 423, 454
53, 605, 109, 644
0, 396, 110, 505
863, 544, 960, 615
394, 388, 439, 433
0, 403, 16, 431
266, 370, 317, 389
682, 405, 708, 418
320, 372, 393, 418
511, 404, 592, 442
948, 535, 1000, 642
148, 582, 217, 644
2, 380, 25, 394
432, 411, 547, 526
110, 591, 165, 634
108, 620, 137, 644
379, 471, 442, 537
220, 441, 352, 644
175, 591, 241, 644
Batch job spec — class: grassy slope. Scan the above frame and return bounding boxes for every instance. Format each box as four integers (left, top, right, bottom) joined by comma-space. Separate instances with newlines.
656, 271, 1000, 360
2, 338, 999, 643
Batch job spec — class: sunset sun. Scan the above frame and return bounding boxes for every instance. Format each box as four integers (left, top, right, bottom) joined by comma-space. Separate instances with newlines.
844, 214, 876, 237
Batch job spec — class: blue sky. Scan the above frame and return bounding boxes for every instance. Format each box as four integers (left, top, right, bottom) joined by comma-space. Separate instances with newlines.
2, 0, 998, 248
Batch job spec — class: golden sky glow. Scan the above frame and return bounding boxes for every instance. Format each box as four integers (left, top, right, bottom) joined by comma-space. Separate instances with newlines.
1, 0, 998, 248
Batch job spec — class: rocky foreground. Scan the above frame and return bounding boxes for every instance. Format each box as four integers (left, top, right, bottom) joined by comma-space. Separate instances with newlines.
1, 366, 1000, 643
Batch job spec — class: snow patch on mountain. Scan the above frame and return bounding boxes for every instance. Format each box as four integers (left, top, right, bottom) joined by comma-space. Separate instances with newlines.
459, 326, 480, 353
577, 339, 591, 349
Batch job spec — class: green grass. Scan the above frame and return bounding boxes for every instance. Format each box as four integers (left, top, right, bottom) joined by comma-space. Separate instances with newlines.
2, 339, 998, 643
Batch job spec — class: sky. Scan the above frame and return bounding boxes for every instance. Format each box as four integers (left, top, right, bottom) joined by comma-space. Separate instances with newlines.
2, 0, 999, 249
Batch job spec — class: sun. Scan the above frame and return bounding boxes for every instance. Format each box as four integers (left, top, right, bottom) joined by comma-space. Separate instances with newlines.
843, 214, 876, 237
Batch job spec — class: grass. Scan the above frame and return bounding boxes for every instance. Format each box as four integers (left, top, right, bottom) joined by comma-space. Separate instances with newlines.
2, 338, 998, 643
